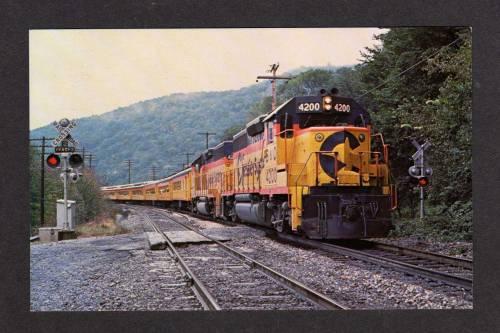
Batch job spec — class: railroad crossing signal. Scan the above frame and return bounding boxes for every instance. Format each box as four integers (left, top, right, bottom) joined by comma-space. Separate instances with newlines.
49, 119, 81, 231
46, 153, 61, 168
408, 139, 432, 219
409, 139, 432, 186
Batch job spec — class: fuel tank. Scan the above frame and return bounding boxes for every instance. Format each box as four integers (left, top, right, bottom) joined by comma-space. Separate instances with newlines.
234, 198, 271, 226
196, 197, 211, 215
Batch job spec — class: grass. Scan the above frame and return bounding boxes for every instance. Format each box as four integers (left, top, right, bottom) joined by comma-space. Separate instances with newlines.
75, 215, 128, 238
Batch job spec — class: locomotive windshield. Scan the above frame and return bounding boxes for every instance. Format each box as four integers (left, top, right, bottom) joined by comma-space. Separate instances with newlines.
297, 112, 366, 128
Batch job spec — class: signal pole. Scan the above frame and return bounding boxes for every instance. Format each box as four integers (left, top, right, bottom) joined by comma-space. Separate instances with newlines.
62, 153, 69, 229
124, 160, 134, 183
198, 132, 216, 150
256, 63, 293, 111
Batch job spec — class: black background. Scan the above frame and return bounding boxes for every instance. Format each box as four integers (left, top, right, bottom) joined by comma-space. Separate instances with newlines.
1, 0, 498, 332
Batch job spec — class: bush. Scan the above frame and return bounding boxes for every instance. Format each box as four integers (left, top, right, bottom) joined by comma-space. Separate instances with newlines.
390, 200, 472, 241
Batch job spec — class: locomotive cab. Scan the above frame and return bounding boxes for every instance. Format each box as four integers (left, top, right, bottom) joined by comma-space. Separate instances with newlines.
263, 91, 396, 239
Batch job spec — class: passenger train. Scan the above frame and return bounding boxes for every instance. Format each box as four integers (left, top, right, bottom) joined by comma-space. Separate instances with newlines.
102, 90, 397, 239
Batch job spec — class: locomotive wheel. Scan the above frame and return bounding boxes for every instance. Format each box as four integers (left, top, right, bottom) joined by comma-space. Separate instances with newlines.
230, 206, 241, 223
274, 219, 291, 233
274, 220, 284, 233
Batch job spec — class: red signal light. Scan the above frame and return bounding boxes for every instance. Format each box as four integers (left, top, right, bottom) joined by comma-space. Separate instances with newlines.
418, 177, 429, 187
46, 153, 60, 168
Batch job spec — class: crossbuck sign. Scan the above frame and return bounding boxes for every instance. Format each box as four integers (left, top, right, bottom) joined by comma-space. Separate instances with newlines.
411, 139, 431, 168
52, 118, 78, 147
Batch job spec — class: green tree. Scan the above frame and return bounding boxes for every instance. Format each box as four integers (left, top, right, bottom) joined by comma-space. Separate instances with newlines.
221, 124, 243, 141
357, 27, 471, 238
247, 96, 273, 120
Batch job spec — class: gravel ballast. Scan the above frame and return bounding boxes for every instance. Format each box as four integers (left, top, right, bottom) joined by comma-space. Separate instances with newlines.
170, 210, 473, 309
31, 205, 473, 310
31, 222, 202, 311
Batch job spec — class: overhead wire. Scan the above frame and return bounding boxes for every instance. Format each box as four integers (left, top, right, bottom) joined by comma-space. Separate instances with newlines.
358, 36, 462, 98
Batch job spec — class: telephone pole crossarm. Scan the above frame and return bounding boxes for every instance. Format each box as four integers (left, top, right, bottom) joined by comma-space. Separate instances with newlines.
256, 63, 294, 112
197, 132, 217, 150
256, 75, 293, 80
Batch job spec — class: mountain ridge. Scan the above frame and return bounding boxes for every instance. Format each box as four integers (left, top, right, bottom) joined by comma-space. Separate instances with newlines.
30, 82, 270, 185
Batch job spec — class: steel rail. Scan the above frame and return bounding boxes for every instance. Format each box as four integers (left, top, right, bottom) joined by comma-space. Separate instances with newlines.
159, 209, 349, 310
276, 233, 472, 290
357, 239, 473, 270
142, 211, 221, 310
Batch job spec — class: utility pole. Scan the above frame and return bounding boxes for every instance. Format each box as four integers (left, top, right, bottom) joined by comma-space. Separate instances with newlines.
198, 132, 217, 150
124, 160, 134, 184
86, 154, 94, 169
256, 63, 293, 112
40, 136, 46, 226
150, 166, 158, 181
29, 137, 55, 227
82, 146, 85, 168
180, 153, 193, 168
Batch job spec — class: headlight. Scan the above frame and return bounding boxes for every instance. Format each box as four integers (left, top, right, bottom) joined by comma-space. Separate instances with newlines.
322, 95, 333, 111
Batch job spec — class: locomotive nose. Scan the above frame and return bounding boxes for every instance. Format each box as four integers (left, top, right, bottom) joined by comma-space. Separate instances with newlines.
300, 192, 393, 239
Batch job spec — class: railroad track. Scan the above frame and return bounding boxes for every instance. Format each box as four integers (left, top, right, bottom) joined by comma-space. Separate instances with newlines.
142, 210, 220, 310
276, 234, 473, 290
132, 204, 472, 294
160, 207, 473, 290
140, 207, 348, 310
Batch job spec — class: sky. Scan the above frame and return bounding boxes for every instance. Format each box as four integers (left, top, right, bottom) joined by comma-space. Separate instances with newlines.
29, 28, 385, 130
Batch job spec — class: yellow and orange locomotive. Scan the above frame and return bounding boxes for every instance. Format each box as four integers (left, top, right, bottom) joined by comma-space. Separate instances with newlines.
102, 90, 397, 239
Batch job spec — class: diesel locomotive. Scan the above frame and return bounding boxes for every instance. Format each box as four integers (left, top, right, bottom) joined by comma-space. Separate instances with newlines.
102, 90, 397, 239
